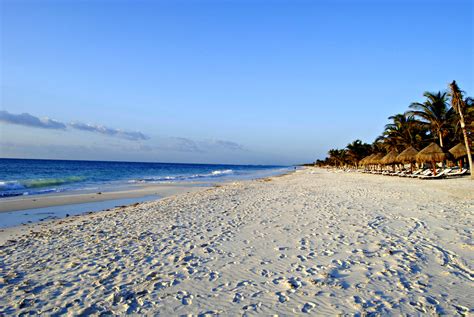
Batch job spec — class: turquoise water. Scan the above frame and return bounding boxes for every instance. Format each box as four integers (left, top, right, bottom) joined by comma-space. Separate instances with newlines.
0, 158, 291, 198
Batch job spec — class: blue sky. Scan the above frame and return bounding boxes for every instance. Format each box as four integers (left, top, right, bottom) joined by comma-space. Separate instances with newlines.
1, 0, 472, 165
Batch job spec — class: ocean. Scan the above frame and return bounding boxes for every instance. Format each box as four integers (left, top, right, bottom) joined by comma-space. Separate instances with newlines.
0, 158, 291, 198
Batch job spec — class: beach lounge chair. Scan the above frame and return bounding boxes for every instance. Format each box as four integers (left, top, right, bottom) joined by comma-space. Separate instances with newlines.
389, 171, 403, 176
406, 169, 421, 177
397, 170, 412, 177
446, 168, 469, 177
409, 169, 430, 178
418, 168, 451, 180
416, 168, 443, 178
398, 171, 408, 177
397, 171, 410, 177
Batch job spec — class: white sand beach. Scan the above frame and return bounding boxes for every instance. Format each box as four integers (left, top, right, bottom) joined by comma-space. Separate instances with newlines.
0, 168, 472, 315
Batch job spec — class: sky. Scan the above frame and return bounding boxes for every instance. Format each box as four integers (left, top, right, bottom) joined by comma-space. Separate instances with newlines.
1, 0, 472, 165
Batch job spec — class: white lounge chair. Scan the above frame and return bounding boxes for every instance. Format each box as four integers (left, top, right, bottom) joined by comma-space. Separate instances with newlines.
418, 168, 451, 180
397, 171, 411, 177
446, 168, 469, 177
409, 169, 430, 178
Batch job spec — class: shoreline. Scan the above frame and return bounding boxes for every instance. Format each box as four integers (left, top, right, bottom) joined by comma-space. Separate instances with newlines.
0, 182, 210, 213
0, 183, 212, 245
0, 166, 295, 214
1, 167, 472, 315
0, 170, 297, 240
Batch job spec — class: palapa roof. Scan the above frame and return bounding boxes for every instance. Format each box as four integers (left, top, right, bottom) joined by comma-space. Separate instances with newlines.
360, 154, 375, 165
396, 146, 419, 163
380, 149, 399, 165
369, 153, 385, 164
416, 142, 446, 163
449, 143, 468, 159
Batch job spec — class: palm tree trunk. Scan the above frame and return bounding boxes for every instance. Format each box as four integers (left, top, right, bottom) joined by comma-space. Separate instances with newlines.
438, 132, 449, 169
458, 114, 473, 179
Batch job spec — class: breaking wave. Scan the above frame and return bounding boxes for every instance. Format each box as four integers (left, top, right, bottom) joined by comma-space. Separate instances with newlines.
129, 169, 234, 183
0, 176, 86, 191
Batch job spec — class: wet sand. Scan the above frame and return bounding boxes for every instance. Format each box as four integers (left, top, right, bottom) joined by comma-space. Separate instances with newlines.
0, 183, 209, 213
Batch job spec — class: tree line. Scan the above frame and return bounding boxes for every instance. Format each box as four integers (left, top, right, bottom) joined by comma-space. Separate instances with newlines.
316, 81, 473, 169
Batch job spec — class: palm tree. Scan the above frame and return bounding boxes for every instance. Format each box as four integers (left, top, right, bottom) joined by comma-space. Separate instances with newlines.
450, 96, 473, 143
346, 139, 372, 167
328, 149, 348, 167
408, 91, 453, 148
371, 139, 386, 154
377, 113, 427, 151
449, 80, 473, 179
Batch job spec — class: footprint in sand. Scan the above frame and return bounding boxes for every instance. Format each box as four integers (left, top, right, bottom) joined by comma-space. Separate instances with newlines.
198, 311, 220, 317
209, 271, 219, 282
182, 294, 193, 305
233, 292, 244, 303
243, 302, 262, 312
276, 291, 289, 303
272, 277, 285, 284
297, 255, 307, 262
176, 291, 193, 305
302, 302, 316, 313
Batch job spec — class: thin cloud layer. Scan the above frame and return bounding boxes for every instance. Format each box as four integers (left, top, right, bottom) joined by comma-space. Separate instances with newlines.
0, 111, 67, 130
209, 140, 244, 151
1, 111, 149, 141
69, 122, 149, 141
1, 110, 246, 153
158, 138, 245, 153
168, 137, 203, 153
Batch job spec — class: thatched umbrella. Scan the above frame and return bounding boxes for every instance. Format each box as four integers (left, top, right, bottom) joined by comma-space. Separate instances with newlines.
380, 150, 399, 164
449, 143, 468, 169
360, 154, 374, 167
396, 146, 419, 172
369, 153, 386, 170
397, 146, 419, 163
416, 142, 446, 175
380, 149, 399, 171
449, 143, 467, 159
370, 153, 385, 163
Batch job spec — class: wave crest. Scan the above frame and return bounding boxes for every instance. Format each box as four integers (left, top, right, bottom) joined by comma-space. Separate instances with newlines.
130, 169, 234, 183
0, 176, 86, 191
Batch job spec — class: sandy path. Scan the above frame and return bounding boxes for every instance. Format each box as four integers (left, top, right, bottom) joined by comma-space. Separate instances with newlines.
0, 168, 473, 315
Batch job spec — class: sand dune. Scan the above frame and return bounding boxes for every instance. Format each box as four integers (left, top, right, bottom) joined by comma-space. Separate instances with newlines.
0, 168, 473, 315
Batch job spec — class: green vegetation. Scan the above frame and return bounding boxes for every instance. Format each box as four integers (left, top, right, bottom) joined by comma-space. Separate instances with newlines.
316, 81, 473, 177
